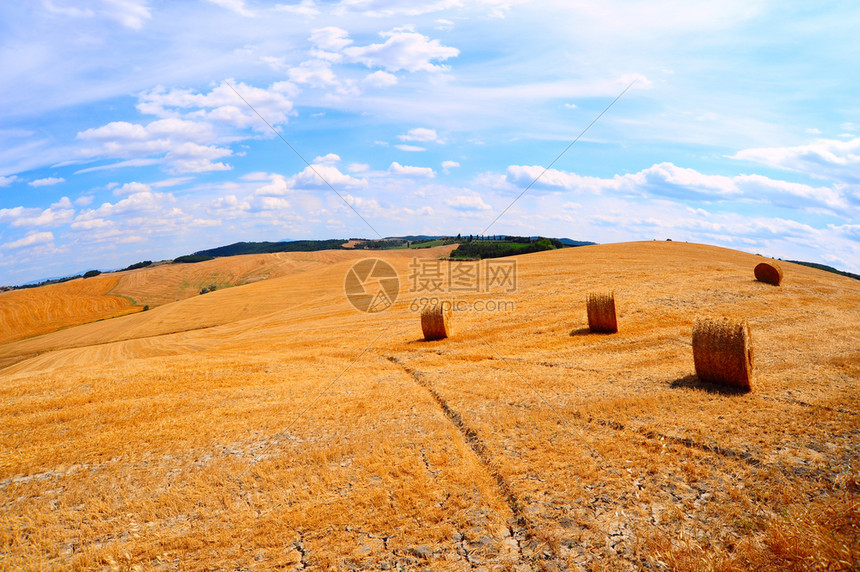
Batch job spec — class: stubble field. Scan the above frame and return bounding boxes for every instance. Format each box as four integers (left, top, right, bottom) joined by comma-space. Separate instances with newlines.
1, 241, 858, 570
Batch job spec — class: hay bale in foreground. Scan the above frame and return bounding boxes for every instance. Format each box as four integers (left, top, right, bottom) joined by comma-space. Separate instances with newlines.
421, 303, 452, 340
587, 292, 617, 333
692, 317, 754, 391
754, 261, 783, 286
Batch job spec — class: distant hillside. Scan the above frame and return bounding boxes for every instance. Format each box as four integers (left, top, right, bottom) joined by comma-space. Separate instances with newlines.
788, 260, 860, 281
193, 239, 348, 258
558, 238, 597, 247
449, 237, 567, 259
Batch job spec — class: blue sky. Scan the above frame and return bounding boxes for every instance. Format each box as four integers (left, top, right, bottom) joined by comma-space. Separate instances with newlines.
1, 0, 858, 284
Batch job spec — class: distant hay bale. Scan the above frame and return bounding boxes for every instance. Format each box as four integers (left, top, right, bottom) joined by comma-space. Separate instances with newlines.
692, 317, 754, 391
421, 303, 452, 340
586, 292, 617, 333
754, 261, 783, 286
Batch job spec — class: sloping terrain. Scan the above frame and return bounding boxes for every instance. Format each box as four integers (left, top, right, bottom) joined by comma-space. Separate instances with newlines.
0, 251, 383, 349
1, 242, 857, 570
110, 250, 366, 308
0, 274, 137, 345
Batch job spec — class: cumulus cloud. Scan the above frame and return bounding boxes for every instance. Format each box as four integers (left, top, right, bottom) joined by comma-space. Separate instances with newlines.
364, 70, 398, 87
502, 162, 857, 218
289, 60, 340, 87
445, 194, 491, 211
339, 27, 459, 73
313, 153, 341, 164
291, 163, 367, 189
77, 117, 233, 174
399, 128, 443, 143
29, 177, 65, 187
0, 202, 75, 228
205, 0, 254, 17
442, 160, 460, 174
275, 0, 319, 17
113, 182, 152, 196
136, 81, 295, 129
395, 145, 426, 152
389, 162, 435, 177
310, 26, 353, 52
76, 191, 176, 221
70, 218, 113, 230
3, 231, 54, 250
208, 194, 251, 218
731, 137, 860, 184
0, 175, 19, 187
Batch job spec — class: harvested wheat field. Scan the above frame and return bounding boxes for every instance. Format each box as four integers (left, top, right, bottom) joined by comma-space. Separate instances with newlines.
1, 241, 858, 571
0, 274, 139, 346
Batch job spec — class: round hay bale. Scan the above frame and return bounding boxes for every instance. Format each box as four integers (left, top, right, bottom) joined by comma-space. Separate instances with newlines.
421, 303, 452, 341
692, 317, 754, 391
754, 261, 783, 286
586, 292, 617, 333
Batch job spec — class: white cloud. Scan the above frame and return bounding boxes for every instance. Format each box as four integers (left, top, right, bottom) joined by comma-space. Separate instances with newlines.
101, 0, 151, 29
291, 164, 367, 188
388, 162, 435, 177
113, 182, 152, 196
343, 28, 459, 73
364, 70, 398, 87
502, 162, 858, 218
445, 195, 491, 211
44, 0, 151, 29
28, 177, 65, 187
275, 1, 319, 17
77, 117, 233, 174
209, 194, 251, 218
152, 177, 193, 188
310, 26, 353, 52
77, 191, 176, 220
399, 128, 443, 143
0, 175, 19, 187
289, 60, 339, 87
333, 0, 461, 18
3, 231, 54, 250
51, 197, 73, 209
313, 153, 341, 164
204, 0, 254, 17
0, 203, 75, 228
395, 144, 426, 152
442, 160, 460, 174
342, 194, 381, 212
731, 137, 860, 184
136, 81, 295, 129
254, 196, 291, 211
250, 173, 289, 197
71, 218, 113, 230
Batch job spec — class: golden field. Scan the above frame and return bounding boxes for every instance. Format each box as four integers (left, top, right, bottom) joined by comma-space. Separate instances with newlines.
1, 241, 858, 570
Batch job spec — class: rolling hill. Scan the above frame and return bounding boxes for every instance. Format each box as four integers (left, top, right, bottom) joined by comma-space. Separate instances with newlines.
1, 242, 857, 570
